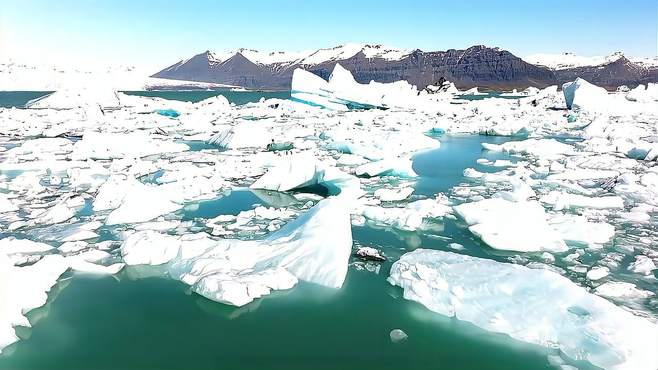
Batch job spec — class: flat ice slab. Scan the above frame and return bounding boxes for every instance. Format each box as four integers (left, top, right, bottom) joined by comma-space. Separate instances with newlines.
388, 249, 658, 370
454, 198, 567, 252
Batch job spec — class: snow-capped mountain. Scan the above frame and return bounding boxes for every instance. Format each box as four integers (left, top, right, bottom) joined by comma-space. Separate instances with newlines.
153, 44, 658, 91
178, 44, 411, 69
524, 52, 658, 70
152, 44, 554, 90
523, 52, 658, 89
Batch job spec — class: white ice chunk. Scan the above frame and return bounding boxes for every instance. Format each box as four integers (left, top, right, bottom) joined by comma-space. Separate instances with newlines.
122, 198, 353, 307
290, 69, 348, 111
105, 182, 182, 225
0, 253, 69, 353
72, 131, 188, 160
540, 191, 624, 210
0, 194, 18, 213
562, 78, 609, 111
388, 249, 658, 370
374, 187, 414, 202
0, 237, 54, 255
548, 215, 615, 246
454, 198, 567, 252
121, 230, 182, 265
482, 139, 573, 157
594, 282, 654, 300
586, 266, 610, 281
250, 155, 363, 200
628, 255, 656, 276
355, 157, 417, 178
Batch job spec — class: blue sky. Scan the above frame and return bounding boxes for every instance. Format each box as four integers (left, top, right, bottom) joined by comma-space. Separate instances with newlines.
1, 0, 656, 67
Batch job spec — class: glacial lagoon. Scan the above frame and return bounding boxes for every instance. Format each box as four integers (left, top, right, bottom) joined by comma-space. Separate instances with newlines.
1, 82, 657, 370
0, 130, 607, 370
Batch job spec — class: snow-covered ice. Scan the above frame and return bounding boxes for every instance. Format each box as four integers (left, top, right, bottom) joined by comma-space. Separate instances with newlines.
2, 70, 658, 369
388, 249, 658, 370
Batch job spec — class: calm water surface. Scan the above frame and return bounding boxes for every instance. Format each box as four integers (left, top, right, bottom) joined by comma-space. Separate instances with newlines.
0, 135, 597, 370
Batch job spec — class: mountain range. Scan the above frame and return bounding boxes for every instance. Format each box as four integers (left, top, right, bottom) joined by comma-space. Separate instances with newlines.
152, 44, 658, 91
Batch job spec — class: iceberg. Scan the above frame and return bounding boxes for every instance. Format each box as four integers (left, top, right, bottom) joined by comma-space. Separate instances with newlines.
548, 215, 615, 246
359, 197, 451, 231
625, 83, 658, 103
290, 69, 348, 111
0, 194, 18, 213
388, 249, 658, 370
540, 191, 624, 210
562, 78, 609, 111
122, 197, 353, 306
454, 198, 567, 252
0, 253, 70, 353
208, 123, 272, 150
291, 63, 420, 110
72, 131, 189, 160
482, 139, 573, 157
250, 155, 364, 200
373, 187, 414, 202
354, 157, 417, 178
105, 182, 182, 225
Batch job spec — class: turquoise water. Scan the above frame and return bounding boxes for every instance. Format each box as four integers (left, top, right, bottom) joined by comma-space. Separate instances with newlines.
122, 90, 291, 105
0, 90, 289, 108
412, 135, 517, 196
0, 91, 53, 108
181, 190, 265, 220
0, 136, 596, 370
455, 93, 525, 101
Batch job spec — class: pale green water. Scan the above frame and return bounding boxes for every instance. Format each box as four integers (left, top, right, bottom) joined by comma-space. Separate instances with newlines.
0, 91, 53, 108
0, 135, 601, 370
122, 90, 291, 105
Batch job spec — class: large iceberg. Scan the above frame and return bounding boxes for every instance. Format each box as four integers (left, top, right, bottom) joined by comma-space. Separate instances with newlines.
121, 197, 353, 306
562, 78, 609, 111
388, 249, 658, 370
291, 63, 420, 110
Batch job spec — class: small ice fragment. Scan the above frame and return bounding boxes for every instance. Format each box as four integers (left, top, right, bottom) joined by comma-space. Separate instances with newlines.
628, 255, 657, 276
389, 329, 408, 343
586, 266, 609, 281
355, 247, 386, 262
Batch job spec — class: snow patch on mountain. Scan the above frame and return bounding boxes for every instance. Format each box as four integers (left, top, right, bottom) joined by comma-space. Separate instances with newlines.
524, 52, 658, 70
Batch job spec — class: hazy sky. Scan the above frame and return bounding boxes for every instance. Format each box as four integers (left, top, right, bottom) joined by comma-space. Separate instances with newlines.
1, 0, 657, 68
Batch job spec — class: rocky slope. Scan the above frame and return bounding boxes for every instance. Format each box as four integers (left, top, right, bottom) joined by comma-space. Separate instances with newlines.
152, 44, 657, 91
528, 52, 658, 90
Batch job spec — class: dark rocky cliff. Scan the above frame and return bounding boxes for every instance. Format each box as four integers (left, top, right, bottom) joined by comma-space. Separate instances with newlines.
554, 56, 657, 90
153, 45, 656, 91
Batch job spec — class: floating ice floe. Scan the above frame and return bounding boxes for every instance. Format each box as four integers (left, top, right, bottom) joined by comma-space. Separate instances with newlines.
104, 182, 182, 225
250, 154, 364, 200
208, 123, 273, 149
628, 255, 657, 276
354, 157, 417, 178
388, 249, 658, 370
625, 83, 658, 103
72, 131, 188, 160
540, 191, 624, 210
482, 139, 573, 157
374, 187, 414, 202
0, 253, 69, 353
358, 197, 452, 231
454, 198, 567, 252
121, 198, 352, 306
355, 246, 386, 261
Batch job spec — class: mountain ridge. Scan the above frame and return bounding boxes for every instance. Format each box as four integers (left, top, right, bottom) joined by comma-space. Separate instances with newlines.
152, 44, 658, 91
